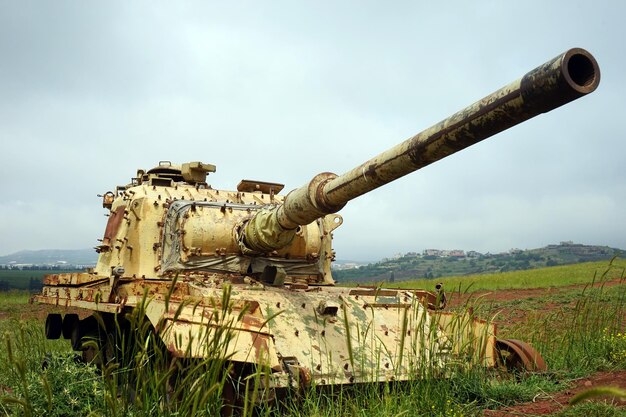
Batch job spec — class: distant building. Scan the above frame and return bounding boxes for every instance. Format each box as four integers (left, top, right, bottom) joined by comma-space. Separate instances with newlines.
332, 262, 362, 270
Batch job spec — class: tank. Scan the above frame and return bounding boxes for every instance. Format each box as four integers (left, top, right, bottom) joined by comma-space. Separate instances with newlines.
35, 48, 599, 398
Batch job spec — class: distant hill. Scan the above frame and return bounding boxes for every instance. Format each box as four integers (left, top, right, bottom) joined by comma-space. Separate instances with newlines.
332, 242, 624, 283
0, 249, 98, 266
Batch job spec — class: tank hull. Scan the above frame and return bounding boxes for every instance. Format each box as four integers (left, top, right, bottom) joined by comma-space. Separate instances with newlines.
35, 274, 498, 390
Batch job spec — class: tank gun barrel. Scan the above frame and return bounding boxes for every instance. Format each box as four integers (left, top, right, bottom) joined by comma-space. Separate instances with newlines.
241, 48, 600, 254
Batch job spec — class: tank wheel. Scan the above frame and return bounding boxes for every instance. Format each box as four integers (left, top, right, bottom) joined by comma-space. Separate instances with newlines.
45, 314, 62, 339
72, 314, 118, 366
219, 363, 277, 416
220, 369, 253, 417
221, 376, 238, 417
62, 313, 79, 339
70, 318, 84, 351
162, 359, 242, 416
69, 315, 101, 352
495, 338, 547, 372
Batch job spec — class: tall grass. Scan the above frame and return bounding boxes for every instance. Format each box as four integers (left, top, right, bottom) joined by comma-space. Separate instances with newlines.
515, 261, 626, 377
1, 285, 268, 417
0, 318, 92, 417
1, 260, 626, 416
0, 292, 32, 318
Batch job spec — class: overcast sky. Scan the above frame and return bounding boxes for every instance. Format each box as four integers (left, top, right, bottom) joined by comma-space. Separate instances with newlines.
0, 1, 623, 262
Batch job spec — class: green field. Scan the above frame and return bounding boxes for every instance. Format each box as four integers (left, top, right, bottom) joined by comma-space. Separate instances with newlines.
1, 261, 625, 416
389, 259, 626, 292
333, 245, 623, 283
0, 269, 83, 290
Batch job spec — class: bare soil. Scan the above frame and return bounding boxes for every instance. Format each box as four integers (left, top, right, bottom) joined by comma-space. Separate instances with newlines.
460, 278, 626, 415
448, 278, 626, 329
483, 370, 626, 416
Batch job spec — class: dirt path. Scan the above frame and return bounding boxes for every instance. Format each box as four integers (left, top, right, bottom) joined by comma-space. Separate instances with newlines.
446, 278, 625, 330
483, 370, 626, 416
448, 277, 624, 306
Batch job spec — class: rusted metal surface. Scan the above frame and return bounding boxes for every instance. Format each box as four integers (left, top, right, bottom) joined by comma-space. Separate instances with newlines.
495, 338, 548, 372
348, 289, 399, 297
43, 272, 106, 286
33, 294, 122, 313
362, 303, 410, 309
101, 205, 126, 248
36, 48, 598, 395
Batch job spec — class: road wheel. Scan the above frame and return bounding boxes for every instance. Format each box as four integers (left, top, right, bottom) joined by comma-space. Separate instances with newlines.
495, 338, 547, 372
62, 313, 79, 339
45, 314, 62, 339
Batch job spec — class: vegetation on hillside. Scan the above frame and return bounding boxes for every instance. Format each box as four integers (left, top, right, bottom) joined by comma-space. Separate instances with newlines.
334, 243, 623, 283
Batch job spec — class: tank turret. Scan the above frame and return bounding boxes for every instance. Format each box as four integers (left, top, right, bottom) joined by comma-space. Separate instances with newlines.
36, 48, 600, 401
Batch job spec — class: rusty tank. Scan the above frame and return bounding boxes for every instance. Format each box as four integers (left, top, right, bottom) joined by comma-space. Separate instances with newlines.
36, 48, 600, 395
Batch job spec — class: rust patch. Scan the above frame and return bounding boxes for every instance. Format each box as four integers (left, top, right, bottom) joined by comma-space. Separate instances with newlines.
103, 205, 126, 244
299, 366, 312, 388
289, 283, 309, 290
242, 314, 263, 328
167, 341, 185, 358
349, 289, 398, 297
364, 163, 379, 181
405, 88, 522, 168
495, 338, 547, 372
44, 274, 60, 285
313, 173, 345, 213
363, 303, 410, 309
244, 300, 260, 314
251, 333, 270, 361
